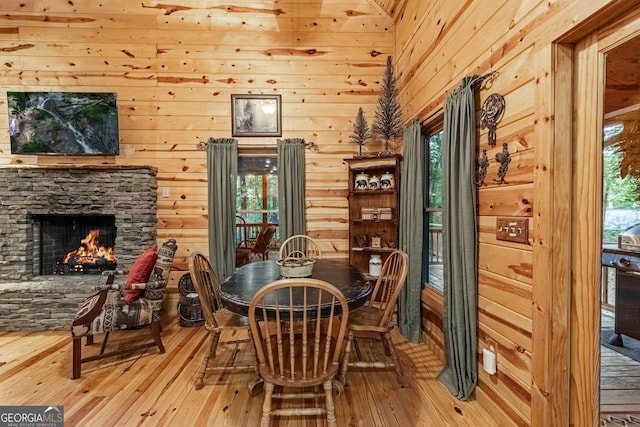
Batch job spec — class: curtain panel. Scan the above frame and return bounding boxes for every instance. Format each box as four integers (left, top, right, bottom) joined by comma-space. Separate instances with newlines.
277, 138, 306, 240
437, 77, 480, 400
206, 138, 238, 280
399, 121, 424, 343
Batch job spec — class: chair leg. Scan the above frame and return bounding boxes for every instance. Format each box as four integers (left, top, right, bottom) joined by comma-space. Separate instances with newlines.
324, 380, 337, 427
247, 328, 259, 377
383, 331, 407, 387
246, 328, 264, 396
195, 331, 220, 390
99, 331, 110, 355
72, 337, 82, 379
261, 381, 274, 426
339, 330, 354, 385
151, 322, 165, 353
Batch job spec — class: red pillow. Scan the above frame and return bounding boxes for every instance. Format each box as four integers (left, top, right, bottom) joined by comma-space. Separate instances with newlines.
122, 246, 158, 304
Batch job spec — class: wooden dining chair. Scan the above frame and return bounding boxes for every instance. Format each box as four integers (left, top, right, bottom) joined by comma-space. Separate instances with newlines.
235, 215, 251, 267
278, 234, 322, 260
248, 278, 349, 426
338, 249, 409, 387
188, 252, 259, 391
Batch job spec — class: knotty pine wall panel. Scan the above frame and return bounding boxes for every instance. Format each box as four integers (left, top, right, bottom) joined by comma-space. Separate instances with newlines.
396, 0, 629, 425
0, 1, 394, 297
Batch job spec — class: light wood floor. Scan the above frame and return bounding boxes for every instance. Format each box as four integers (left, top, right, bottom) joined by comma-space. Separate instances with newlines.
600, 312, 640, 414
0, 320, 503, 427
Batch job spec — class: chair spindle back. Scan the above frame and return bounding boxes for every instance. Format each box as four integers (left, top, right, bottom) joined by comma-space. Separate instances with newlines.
249, 278, 348, 387
188, 252, 224, 329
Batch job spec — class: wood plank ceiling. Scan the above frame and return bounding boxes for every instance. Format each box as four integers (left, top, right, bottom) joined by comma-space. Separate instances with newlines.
605, 35, 640, 117
371, 0, 403, 21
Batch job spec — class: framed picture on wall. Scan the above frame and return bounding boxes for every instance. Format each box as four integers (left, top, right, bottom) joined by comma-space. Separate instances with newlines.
231, 94, 282, 137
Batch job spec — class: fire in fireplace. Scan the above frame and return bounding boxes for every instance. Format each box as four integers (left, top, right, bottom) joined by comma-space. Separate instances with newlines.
56, 228, 118, 274
34, 214, 118, 275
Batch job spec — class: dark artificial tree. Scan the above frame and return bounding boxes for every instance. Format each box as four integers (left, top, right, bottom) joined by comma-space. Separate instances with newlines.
349, 107, 371, 157
373, 55, 403, 155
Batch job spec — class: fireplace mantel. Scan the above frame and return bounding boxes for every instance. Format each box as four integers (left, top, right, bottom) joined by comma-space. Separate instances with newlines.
0, 164, 158, 172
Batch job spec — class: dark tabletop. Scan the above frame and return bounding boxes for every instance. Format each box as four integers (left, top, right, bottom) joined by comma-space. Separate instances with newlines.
220, 259, 372, 318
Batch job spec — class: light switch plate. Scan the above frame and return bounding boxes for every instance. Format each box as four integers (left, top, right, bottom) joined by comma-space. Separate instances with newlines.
483, 347, 497, 375
496, 217, 528, 244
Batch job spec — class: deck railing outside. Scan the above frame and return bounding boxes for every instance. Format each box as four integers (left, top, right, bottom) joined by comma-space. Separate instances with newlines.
429, 224, 443, 264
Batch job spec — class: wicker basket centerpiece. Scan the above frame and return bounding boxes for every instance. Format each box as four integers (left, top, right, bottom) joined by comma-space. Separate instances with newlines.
276, 254, 316, 278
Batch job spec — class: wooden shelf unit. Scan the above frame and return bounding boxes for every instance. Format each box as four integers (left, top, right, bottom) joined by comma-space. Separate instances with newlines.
345, 154, 401, 275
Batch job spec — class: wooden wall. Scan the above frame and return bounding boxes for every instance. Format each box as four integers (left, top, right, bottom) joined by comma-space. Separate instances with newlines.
0, 1, 394, 288
394, 0, 637, 425
2, 0, 635, 425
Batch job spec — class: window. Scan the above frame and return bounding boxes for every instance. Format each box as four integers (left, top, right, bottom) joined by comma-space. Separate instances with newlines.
423, 118, 444, 291
236, 154, 279, 245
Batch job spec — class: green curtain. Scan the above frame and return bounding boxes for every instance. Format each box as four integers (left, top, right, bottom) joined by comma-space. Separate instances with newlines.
398, 121, 424, 343
206, 137, 238, 280
437, 77, 479, 400
277, 138, 306, 240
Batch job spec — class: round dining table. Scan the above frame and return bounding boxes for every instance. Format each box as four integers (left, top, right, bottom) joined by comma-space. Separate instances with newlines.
220, 258, 372, 319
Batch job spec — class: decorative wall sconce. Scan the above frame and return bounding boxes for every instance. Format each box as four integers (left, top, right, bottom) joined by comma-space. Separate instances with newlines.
480, 93, 505, 146
494, 143, 511, 184
476, 149, 489, 186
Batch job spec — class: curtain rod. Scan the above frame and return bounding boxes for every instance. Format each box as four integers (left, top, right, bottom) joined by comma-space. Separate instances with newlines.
196, 140, 318, 151
419, 70, 498, 126
471, 70, 498, 88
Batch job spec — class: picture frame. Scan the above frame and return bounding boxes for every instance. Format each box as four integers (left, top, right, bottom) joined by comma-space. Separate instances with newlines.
231, 94, 282, 137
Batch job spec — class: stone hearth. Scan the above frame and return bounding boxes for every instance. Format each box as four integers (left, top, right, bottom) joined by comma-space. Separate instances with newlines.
0, 165, 158, 330
0, 276, 105, 331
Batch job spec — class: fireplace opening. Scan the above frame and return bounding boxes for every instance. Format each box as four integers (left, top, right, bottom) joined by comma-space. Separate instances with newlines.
33, 214, 117, 275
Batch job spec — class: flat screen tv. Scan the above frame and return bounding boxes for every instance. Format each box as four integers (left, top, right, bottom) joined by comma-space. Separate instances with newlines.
8, 91, 119, 155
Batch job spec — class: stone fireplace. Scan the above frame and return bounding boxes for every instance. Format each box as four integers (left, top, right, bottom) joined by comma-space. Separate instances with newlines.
0, 165, 158, 330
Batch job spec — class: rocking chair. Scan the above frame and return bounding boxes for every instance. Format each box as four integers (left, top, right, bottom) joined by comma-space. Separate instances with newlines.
236, 225, 276, 266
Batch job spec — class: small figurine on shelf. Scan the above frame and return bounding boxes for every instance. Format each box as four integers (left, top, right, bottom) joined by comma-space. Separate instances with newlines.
368, 175, 380, 190
355, 172, 369, 190
380, 172, 395, 189
355, 234, 369, 248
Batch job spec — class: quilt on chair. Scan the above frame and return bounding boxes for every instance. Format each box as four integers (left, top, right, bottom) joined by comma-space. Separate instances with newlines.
71, 239, 176, 338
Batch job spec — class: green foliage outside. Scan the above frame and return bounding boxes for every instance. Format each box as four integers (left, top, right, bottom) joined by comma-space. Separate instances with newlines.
603, 125, 640, 242
428, 131, 443, 226
603, 145, 640, 209
236, 158, 279, 239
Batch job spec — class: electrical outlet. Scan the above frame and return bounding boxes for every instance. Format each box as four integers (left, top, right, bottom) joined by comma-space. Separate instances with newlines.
496, 217, 528, 244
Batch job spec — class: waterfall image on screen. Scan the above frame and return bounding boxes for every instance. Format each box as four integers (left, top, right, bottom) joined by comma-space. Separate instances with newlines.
7, 91, 119, 155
